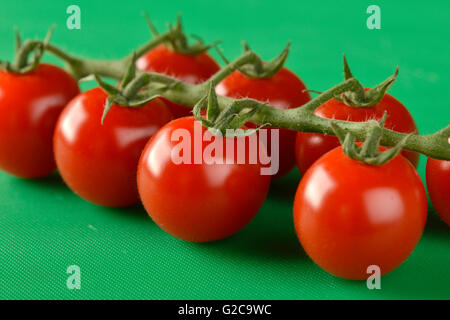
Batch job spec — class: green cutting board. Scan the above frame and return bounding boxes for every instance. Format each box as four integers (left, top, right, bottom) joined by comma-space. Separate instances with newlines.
0, 0, 448, 299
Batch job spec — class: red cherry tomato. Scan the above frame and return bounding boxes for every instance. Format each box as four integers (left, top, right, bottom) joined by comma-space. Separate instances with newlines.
295, 93, 419, 175
0, 64, 79, 178
293, 147, 427, 280
136, 44, 220, 118
54, 87, 172, 207
217, 68, 311, 178
426, 158, 450, 226
137, 116, 271, 242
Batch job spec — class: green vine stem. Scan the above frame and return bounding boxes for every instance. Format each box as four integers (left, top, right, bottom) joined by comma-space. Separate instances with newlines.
40, 38, 450, 161
0, 26, 54, 74
44, 28, 173, 80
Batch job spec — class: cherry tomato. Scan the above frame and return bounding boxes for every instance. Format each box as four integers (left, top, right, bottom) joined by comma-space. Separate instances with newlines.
0, 64, 79, 178
137, 44, 220, 118
426, 158, 450, 226
54, 87, 172, 207
293, 147, 427, 280
295, 93, 419, 175
217, 68, 311, 178
137, 116, 271, 242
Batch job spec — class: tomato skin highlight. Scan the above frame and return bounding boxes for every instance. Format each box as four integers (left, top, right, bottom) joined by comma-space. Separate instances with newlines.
0, 64, 79, 178
136, 44, 220, 118
54, 87, 172, 207
295, 93, 420, 175
426, 158, 450, 226
293, 147, 427, 280
137, 116, 271, 242
217, 68, 311, 179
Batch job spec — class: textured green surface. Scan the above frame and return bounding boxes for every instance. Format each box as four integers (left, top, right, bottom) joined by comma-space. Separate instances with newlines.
0, 0, 449, 299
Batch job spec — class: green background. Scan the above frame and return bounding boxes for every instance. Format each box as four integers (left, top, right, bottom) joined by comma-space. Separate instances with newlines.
0, 0, 449, 299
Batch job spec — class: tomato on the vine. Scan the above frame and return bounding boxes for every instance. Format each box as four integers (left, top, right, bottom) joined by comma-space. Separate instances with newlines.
137, 116, 271, 242
293, 146, 427, 280
0, 63, 79, 178
54, 87, 172, 207
136, 44, 220, 118
295, 93, 419, 175
426, 158, 450, 226
217, 68, 311, 178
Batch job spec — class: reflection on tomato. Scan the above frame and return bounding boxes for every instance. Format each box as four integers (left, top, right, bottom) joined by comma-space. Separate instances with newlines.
54, 87, 172, 207
137, 44, 220, 118
137, 116, 271, 242
0, 64, 79, 178
217, 68, 311, 178
294, 147, 427, 280
295, 93, 419, 175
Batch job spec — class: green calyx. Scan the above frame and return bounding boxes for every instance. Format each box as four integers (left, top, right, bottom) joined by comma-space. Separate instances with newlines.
144, 13, 218, 56
0, 26, 54, 74
96, 52, 176, 124
218, 41, 289, 79
332, 112, 410, 165
335, 54, 399, 107
193, 82, 267, 137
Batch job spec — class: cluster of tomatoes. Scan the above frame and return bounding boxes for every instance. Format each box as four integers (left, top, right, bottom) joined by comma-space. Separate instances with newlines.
0, 38, 448, 281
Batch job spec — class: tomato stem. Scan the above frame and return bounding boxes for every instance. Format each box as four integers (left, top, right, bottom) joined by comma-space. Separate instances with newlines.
335, 55, 399, 108
238, 42, 291, 79
14, 26, 449, 161
207, 50, 259, 86
331, 113, 410, 165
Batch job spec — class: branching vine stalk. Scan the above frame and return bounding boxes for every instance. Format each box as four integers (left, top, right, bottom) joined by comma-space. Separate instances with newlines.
18, 27, 449, 161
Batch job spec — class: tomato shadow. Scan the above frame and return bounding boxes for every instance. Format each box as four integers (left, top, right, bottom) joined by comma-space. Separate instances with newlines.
267, 169, 301, 201
16, 170, 66, 191
201, 199, 308, 262
16, 171, 151, 223
424, 204, 449, 236
372, 251, 450, 299
96, 202, 151, 223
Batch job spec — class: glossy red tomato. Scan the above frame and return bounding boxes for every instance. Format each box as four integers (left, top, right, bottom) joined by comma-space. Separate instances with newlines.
217, 68, 311, 179
295, 93, 419, 175
137, 116, 271, 242
294, 147, 427, 280
426, 158, 450, 226
54, 87, 172, 207
137, 44, 220, 118
0, 64, 79, 178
